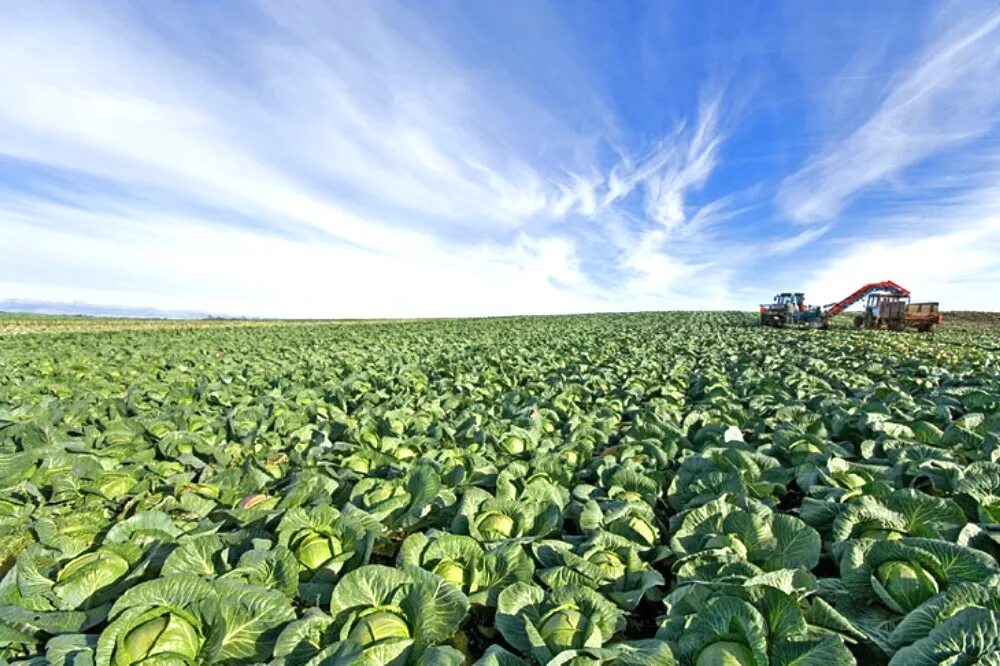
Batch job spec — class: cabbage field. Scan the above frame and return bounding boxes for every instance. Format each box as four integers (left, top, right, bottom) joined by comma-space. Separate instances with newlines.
1, 312, 999, 665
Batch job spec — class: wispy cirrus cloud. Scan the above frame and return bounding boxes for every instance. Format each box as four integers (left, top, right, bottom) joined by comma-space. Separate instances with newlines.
761, 225, 831, 257
601, 95, 724, 230
0, 3, 567, 237
766, 3, 1000, 310
553, 93, 740, 305
777, 7, 1000, 223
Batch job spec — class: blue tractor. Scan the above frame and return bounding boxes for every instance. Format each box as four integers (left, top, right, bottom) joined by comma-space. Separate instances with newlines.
759, 292, 828, 329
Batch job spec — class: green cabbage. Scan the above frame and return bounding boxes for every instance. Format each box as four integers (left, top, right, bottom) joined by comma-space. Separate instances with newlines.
432, 557, 469, 588
625, 515, 657, 547
539, 606, 590, 652
980, 500, 1000, 524
477, 512, 516, 541
695, 641, 755, 666
293, 530, 343, 570
115, 613, 201, 665
841, 473, 868, 489
876, 561, 940, 612
54, 550, 130, 607
861, 528, 903, 540
588, 550, 626, 580
500, 436, 525, 455
347, 609, 411, 647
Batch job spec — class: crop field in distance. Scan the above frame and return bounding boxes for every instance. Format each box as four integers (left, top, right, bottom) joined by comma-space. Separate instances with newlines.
1, 310, 999, 665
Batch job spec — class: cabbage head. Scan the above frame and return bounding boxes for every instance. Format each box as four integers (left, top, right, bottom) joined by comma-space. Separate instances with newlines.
875, 561, 939, 613
839, 538, 999, 618
114, 612, 201, 665
54, 549, 131, 609
275, 505, 380, 604
95, 575, 295, 665
533, 534, 663, 610
453, 488, 561, 545
695, 641, 755, 666
495, 583, 623, 663
397, 531, 534, 606
347, 607, 411, 647
667, 589, 855, 666
328, 565, 469, 659
578, 500, 659, 551
890, 577, 1000, 652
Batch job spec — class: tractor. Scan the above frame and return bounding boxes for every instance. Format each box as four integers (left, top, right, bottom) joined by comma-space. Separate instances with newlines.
852, 293, 942, 332
759, 292, 828, 328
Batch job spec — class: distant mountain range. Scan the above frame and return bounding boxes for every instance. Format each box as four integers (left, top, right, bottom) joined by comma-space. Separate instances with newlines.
0, 299, 231, 320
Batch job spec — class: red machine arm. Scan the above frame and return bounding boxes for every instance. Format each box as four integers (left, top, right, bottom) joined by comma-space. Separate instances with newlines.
824, 281, 911, 316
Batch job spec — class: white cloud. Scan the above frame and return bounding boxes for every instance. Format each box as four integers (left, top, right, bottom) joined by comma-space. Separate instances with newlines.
550, 173, 604, 220
615, 228, 741, 310
769, 4, 1000, 312
761, 225, 831, 256
580, 92, 744, 308
802, 220, 1000, 310
777, 7, 1000, 223
0, 0, 747, 317
0, 2, 629, 317
0, 197, 609, 318
621, 231, 692, 295
799, 177, 1000, 310
20, 2, 986, 317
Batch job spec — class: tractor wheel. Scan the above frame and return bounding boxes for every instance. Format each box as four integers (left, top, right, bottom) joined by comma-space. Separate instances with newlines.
818, 320, 829, 330
888, 320, 905, 332
918, 323, 932, 333
853, 315, 864, 329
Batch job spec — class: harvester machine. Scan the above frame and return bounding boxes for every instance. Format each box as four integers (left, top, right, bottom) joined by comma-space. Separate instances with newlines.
760, 280, 942, 331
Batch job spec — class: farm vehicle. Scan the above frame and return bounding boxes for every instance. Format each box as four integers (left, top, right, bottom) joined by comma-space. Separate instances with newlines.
759, 292, 828, 329
851, 295, 942, 332
760, 280, 942, 331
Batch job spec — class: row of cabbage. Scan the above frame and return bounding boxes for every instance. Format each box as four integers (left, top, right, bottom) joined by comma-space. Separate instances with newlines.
0, 313, 998, 665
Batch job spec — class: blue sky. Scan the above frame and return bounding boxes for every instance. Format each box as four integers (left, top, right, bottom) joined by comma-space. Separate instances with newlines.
1, 1, 999, 317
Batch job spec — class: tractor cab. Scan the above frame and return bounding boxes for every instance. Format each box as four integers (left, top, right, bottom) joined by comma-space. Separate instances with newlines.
773, 292, 806, 311
851, 292, 905, 329
865, 292, 908, 318
760, 292, 824, 327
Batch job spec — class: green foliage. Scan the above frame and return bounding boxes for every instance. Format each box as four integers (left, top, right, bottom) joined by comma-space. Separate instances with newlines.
1, 312, 999, 663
